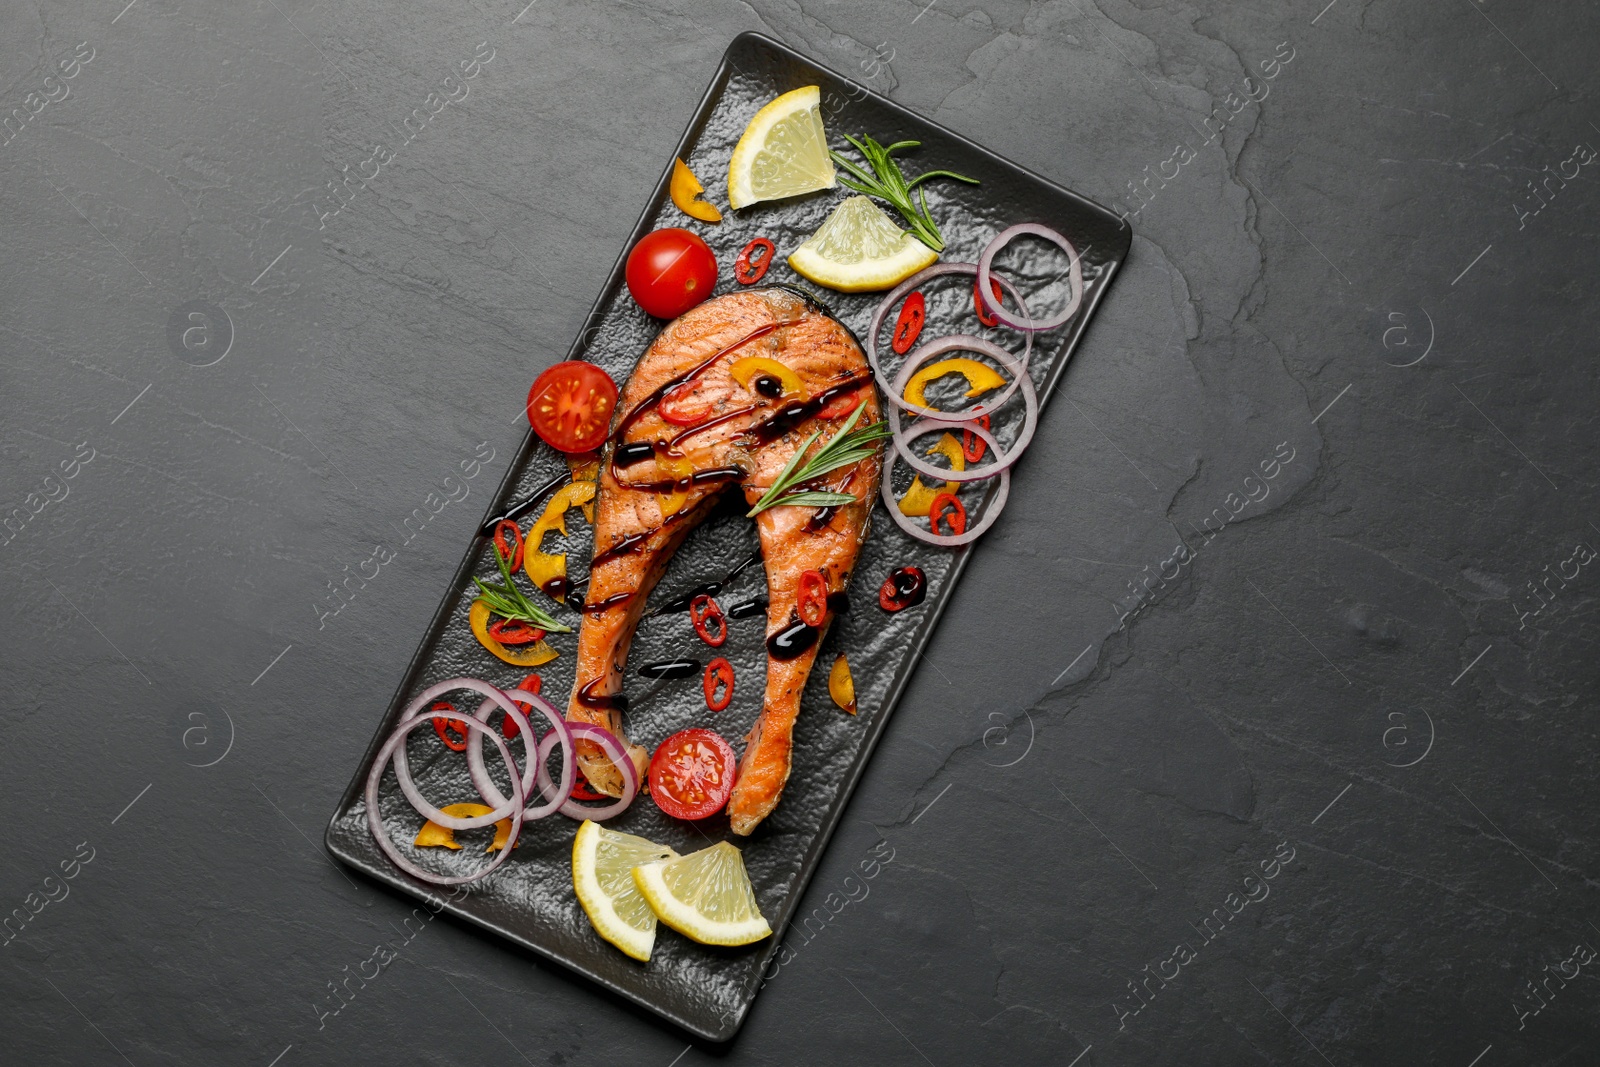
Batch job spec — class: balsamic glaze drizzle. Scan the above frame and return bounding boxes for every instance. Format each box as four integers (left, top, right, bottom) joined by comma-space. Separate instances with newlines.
741, 373, 872, 445
582, 591, 633, 615
477, 471, 570, 537
577, 678, 628, 713
590, 531, 650, 569
664, 406, 757, 455
766, 618, 820, 660
637, 658, 700, 680
645, 547, 764, 618
607, 323, 780, 474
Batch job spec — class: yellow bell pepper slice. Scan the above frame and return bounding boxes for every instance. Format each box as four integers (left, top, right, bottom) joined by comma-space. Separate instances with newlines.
413, 803, 516, 853
567, 453, 600, 522
523, 480, 598, 601
656, 455, 694, 519
897, 433, 965, 517
829, 654, 857, 715
904, 358, 1006, 409
469, 598, 559, 667
730, 355, 805, 399
670, 158, 722, 224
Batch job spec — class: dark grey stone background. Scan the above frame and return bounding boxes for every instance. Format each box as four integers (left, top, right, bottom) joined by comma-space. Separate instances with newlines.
2, 0, 1595, 1063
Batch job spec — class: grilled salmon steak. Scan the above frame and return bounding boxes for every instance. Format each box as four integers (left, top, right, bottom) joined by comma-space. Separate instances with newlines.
565, 287, 882, 836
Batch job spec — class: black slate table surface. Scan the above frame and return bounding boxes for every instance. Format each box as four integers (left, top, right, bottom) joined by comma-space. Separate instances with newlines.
2, 3, 1596, 1065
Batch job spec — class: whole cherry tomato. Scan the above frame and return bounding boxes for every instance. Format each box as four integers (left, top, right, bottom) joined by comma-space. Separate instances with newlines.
626, 228, 719, 319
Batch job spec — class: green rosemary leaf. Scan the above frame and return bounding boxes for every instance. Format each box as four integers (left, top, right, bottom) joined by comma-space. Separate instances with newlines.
829, 134, 978, 252
472, 546, 571, 632
746, 406, 890, 517
763, 490, 858, 509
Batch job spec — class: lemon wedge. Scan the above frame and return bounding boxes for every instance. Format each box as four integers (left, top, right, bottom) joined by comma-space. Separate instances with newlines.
633, 841, 772, 947
572, 821, 678, 962
788, 196, 939, 292
727, 86, 836, 210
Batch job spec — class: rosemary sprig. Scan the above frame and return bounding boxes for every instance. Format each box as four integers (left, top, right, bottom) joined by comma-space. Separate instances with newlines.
830, 134, 980, 252
747, 404, 892, 517
473, 542, 572, 633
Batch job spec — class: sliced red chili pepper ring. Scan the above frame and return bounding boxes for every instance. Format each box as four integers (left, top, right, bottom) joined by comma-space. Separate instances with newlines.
735, 237, 776, 285
658, 381, 716, 427
892, 291, 926, 355
929, 492, 967, 537
492, 520, 525, 571
797, 569, 829, 628
974, 277, 1005, 328
689, 593, 728, 647
879, 566, 927, 612
502, 673, 543, 739
569, 769, 608, 801
487, 618, 546, 646
704, 657, 735, 711
430, 700, 470, 751
962, 413, 991, 464
815, 383, 865, 420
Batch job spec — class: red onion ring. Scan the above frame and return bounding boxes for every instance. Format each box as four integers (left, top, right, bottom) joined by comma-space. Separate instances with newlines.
866, 263, 1034, 419
976, 223, 1083, 332
464, 687, 574, 821
558, 724, 637, 821
392, 678, 534, 830
365, 708, 525, 886
881, 420, 1012, 546
888, 352, 1037, 483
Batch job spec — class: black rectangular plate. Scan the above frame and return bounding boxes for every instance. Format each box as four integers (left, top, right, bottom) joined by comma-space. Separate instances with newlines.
326, 31, 1130, 1043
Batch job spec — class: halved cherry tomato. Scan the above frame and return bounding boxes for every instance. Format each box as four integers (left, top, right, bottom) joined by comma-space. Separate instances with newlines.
431, 701, 469, 752
892, 291, 926, 354
626, 228, 718, 318
974, 278, 1005, 328
962, 414, 991, 463
797, 569, 829, 628
930, 493, 967, 536
690, 593, 727, 647
657, 382, 715, 426
488, 618, 545, 645
816, 384, 865, 420
735, 237, 775, 285
492, 520, 525, 571
526, 361, 619, 453
501, 673, 543, 739
704, 657, 735, 712
649, 727, 736, 819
